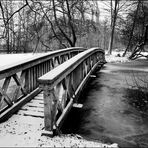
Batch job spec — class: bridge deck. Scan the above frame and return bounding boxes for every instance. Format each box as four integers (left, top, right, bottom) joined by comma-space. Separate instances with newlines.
16, 92, 44, 118
0, 92, 44, 147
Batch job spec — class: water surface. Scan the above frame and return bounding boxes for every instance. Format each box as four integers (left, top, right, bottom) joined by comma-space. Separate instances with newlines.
62, 59, 148, 147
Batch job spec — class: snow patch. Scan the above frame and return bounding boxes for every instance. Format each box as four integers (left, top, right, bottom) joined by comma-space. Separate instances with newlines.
105, 51, 130, 63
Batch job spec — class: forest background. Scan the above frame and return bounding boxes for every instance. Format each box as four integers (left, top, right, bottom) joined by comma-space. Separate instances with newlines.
0, 0, 147, 56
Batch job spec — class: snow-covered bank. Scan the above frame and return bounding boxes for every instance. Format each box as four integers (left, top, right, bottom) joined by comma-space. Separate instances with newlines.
105, 51, 130, 63
0, 114, 118, 147
39, 134, 118, 147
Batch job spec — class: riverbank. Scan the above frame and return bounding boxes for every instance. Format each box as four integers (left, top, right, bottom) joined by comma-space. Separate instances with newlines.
105, 51, 130, 63
0, 114, 118, 147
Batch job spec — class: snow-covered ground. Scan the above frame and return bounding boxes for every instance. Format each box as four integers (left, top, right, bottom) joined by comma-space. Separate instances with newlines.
0, 114, 118, 147
105, 51, 130, 63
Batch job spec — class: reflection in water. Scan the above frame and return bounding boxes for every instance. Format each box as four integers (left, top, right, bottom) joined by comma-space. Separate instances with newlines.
125, 88, 148, 113
61, 61, 148, 148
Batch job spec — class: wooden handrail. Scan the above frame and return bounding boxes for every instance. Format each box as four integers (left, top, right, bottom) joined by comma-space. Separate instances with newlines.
39, 48, 105, 86
0, 47, 85, 79
38, 47, 106, 136
0, 47, 85, 122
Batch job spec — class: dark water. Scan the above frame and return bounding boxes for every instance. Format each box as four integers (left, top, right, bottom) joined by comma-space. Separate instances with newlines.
61, 59, 148, 148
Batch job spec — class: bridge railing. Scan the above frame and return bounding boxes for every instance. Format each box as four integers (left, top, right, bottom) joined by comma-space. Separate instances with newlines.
0, 47, 85, 122
38, 47, 106, 136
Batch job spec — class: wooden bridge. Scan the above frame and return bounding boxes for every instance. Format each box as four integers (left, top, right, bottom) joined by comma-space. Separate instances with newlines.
0, 47, 106, 137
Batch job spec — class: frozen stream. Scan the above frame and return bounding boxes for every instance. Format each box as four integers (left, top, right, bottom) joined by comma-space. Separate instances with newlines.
62, 59, 148, 148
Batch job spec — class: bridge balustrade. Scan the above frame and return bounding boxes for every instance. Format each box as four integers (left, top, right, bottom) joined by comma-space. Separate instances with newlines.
38, 47, 106, 136
0, 47, 85, 122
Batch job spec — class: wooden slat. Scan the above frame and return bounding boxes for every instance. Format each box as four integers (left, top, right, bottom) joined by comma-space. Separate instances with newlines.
33, 66, 37, 90
30, 99, 43, 104
56, 98, 73, 128
21, 105, 44, 112
37, 93, 43, 96
0, 88, 41, 122
0, 76, 11, 104
51, 58, 54, 69
0, 87, 13, 106
24, 69, 29, 94
12, 73, 26, 95
43, 87, 54, 131
34, 96, 43, 100
17, 110, 44, 118
26, 102, 44, 108
12, 86, 20, 103
20, 70, 26, 89
29, 68, 34, 92
2, 76, 11, 91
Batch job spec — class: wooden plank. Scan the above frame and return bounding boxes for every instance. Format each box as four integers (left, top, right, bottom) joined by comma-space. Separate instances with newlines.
73, 103, 83, 108
56, 98, 73, 128
24, 69, 29, 93
34, 96, 43, 100
43, 87, 54, 132
12, 114, 44, 125
30, 99, 44, 104
12, 73, 26, 95
2, 76, 11, 91
0, 87, 41, 122
26, 102, 44, 107
33, 66, 37, 90
20, 70, 27, 94
0, 87, 13, 106
21, 105, 44, 112
12, 86, 20, 102
37, 92, 43, 96
24, 104, 44, 108
17, 110, 44, 118
0, 76, 11, 105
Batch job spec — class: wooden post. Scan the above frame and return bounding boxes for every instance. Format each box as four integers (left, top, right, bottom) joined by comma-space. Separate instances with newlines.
42, 86, 57, 137
72, 64, 83, 101
24, 69, 30, 94
144, 25, 148, 45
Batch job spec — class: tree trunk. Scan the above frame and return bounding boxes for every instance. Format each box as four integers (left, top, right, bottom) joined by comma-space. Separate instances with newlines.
122, 0, 140, 57
107, 0, 118, 55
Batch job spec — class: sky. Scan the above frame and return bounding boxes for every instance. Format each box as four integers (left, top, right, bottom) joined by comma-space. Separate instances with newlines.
97, 1, 133, 22
97, 1, 111, 21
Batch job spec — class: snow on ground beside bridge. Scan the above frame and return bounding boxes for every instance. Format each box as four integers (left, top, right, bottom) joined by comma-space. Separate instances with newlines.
105, 51, 130, 63
0, 114, 118, 147
105, 51, 148, 63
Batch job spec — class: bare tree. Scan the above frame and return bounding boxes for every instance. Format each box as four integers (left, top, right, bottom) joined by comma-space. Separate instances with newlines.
0, 0, 102, 53
107, 0, 119, 55
122, 0, 140, 57
0, 0, 29, 53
